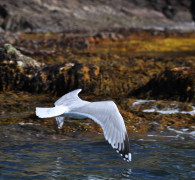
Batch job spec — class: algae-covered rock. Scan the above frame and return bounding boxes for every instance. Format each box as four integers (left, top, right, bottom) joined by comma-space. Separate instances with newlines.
130, 67, 195, 103
0, 44, 101, 94
0, 44, 42, 68
4, 43, 21, 56
1, 34, 195, 101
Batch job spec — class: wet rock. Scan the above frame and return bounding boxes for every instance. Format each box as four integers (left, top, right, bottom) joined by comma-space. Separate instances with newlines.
1, 31, 195, 98
1, 90, 194, 134
0, 44, 100, 94
130, 67, 195, 102
0, 32, 194, 135
0, 42, 139, 96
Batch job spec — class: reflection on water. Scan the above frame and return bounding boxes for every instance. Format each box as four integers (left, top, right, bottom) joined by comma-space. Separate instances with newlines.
0, 126, 195, 179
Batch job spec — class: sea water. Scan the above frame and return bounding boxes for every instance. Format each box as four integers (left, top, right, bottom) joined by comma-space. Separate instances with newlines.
0, 124, 194, 180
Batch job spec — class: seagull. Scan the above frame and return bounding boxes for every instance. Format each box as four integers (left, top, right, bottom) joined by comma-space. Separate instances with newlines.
36, 89, 131, 162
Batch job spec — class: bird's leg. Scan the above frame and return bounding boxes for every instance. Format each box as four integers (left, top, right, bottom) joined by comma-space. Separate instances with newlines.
55, 116, 65, 129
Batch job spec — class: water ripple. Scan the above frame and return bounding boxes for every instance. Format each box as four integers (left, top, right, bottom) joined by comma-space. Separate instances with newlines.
0, 132, 194, 179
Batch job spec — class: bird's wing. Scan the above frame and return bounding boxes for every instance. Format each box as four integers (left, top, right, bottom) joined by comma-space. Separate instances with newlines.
54, 89, 83, 107
70, 101, 131, 161
36, 89, 88, 118
36, 106, 68, 118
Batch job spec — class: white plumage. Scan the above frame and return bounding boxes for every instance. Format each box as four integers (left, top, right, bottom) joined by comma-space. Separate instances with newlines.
36, 89, 131, 162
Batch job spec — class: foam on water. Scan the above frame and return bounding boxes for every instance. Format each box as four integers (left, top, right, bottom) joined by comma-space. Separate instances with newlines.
143, 107, 195, 115
131, 99, 155, 108
143, 108, 180, 114
18, 122, 41, 126
167, 126, 195, 137
132, 99, 195, 115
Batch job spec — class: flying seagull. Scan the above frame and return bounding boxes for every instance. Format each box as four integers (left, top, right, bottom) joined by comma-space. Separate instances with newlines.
36, 89, 131, 162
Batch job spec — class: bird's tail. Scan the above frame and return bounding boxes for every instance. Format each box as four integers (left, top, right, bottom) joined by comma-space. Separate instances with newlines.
36, 106, 68, 118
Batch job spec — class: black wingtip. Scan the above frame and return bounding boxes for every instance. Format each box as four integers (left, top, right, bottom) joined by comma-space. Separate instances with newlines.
116, 134, 131, 162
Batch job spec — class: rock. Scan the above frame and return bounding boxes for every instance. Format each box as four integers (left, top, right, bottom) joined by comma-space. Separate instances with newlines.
1, 30, 195, 100
0, 0, 194, 32
130, 67, 195, 102
0, 44, 100, 94
0, 44, 42, 68
0, 42, 134, 97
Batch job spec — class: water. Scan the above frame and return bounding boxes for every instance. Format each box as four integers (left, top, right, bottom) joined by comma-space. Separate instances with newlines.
0, 125, 194, 180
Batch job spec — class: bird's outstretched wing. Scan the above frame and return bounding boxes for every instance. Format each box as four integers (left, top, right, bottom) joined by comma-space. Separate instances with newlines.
69, 101, 131, 161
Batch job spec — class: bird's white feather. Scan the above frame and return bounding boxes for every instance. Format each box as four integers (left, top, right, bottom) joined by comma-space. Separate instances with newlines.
36, 105, 69, 118
54, 89, 89, 109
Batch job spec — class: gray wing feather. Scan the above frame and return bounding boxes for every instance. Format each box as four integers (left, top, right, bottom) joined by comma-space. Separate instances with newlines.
70, 101, 131, 161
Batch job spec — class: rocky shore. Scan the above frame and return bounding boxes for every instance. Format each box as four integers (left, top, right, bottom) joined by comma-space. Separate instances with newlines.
0, 30, 195, 135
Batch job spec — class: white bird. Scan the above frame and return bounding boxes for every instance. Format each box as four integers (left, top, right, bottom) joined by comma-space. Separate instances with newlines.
36, 89, 131, 162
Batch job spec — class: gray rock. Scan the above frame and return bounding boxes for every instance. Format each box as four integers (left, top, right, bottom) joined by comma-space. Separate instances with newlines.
0, 0, 194, 32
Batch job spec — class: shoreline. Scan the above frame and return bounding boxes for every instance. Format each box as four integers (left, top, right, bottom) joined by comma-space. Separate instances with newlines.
0, 29, 194, 134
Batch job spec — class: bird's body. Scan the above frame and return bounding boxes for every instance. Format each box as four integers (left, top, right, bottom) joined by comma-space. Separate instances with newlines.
36, 89, 131, 162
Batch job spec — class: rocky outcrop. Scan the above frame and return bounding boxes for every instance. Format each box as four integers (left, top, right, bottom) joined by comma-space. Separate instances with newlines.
130, 67, 195, 102
1, 40, 195, 102
0, 44, 96, 95
0, 0, 194, 32
0, 41, 195, 133
0, 44, 129, 96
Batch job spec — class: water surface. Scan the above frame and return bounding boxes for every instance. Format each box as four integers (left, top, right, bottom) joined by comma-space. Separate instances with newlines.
0, 125, 194, 179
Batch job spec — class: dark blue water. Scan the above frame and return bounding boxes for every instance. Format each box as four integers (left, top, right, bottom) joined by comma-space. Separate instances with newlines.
0, 126, 194, 180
